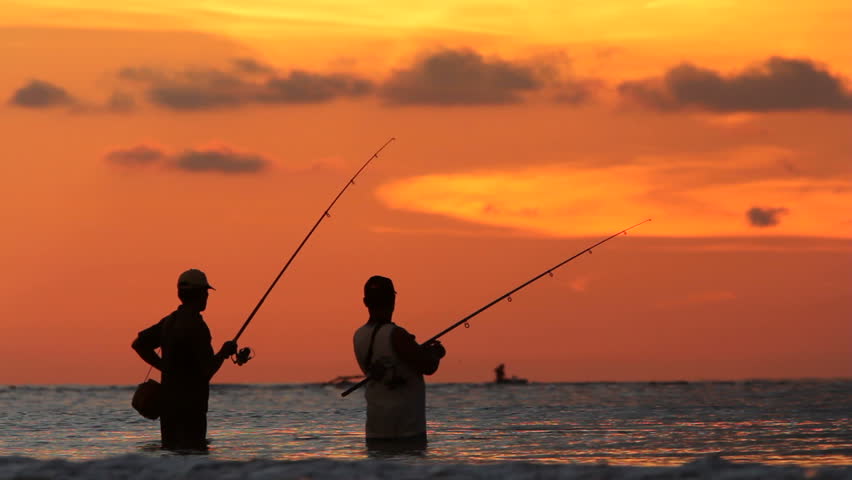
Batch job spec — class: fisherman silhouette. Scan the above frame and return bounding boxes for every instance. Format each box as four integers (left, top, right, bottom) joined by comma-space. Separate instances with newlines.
495, 363, 506, 383
493, 363, 528, 385
353, 275, 446, 453
132, 269, 237, 451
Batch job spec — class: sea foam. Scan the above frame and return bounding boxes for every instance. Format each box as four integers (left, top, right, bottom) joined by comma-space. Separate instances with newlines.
1, 454, 850, 480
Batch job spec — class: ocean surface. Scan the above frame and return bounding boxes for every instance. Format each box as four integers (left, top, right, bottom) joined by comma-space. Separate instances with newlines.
1, 380, 850, 479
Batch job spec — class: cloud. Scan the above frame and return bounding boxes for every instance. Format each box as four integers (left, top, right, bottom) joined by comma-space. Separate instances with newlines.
172, 147, 267, 174
376, 147, 852, 238
618, 57, 852, 112
119, 61, 372, 111
259, 71, 372, 103
9, 79, 137, 113
232, 57, 275, 75
106, 51, 598, 110
147, 84, 243, 110
105, 145, 166, 166
106, 144, 268, 174
379, 48, 543, 105
747, 206, 789, 227
9, 80, 74, 108
139, 69, 246, 110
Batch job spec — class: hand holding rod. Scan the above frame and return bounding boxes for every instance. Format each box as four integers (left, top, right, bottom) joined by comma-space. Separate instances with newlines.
341, 218, 651, 396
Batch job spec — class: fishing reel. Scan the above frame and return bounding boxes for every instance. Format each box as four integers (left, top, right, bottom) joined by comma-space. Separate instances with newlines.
232, 347, 255, 366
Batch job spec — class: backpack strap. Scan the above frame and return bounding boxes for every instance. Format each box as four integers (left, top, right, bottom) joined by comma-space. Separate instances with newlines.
365, 323, 388, 367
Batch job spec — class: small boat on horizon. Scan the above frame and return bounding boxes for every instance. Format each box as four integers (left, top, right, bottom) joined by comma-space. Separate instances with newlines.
496, 376, 529, 385
493, 364, 529, 385
322, 375, 365, 389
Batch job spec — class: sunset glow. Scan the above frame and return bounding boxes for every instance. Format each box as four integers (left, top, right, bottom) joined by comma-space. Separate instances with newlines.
0, 0, 849, 385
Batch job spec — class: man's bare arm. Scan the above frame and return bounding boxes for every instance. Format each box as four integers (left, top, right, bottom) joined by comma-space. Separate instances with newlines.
392, 328, 445, 375
197, 340, 238, 381
132, 337, 163, 371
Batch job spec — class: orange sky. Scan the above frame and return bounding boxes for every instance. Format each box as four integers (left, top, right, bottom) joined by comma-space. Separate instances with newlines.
0, 0, 850, 384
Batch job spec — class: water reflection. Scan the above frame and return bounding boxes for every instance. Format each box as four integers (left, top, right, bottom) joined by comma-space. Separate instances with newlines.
0, 382, 849, 466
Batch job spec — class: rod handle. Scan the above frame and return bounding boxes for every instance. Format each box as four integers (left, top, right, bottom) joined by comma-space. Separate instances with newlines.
340, 376, 370, 397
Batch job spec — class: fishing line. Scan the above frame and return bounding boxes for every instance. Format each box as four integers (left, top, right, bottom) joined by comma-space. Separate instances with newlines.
231, 137, 396, 365
341, 218, 651, 397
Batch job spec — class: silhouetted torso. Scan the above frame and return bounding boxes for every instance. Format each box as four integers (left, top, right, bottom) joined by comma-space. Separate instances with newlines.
354, 321, 427, 440
135, 305, 215, 449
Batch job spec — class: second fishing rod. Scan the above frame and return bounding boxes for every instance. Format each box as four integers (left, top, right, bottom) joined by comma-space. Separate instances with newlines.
230, 137, 396, 365
341, 218, 652, 397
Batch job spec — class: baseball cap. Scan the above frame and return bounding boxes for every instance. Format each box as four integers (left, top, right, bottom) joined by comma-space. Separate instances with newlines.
178, 268, 215, 290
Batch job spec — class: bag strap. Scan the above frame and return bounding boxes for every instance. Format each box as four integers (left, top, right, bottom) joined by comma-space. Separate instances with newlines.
141, 312, 174, 382
365, 323, 388, 367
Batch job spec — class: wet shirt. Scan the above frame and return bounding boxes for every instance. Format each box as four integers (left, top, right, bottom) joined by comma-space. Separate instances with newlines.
353, 322, 426, 439
136, 305, 215, 412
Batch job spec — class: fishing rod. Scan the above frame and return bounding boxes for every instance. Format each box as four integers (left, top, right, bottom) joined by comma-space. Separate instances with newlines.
230, 137, 396, 365
341, 218, 651, 396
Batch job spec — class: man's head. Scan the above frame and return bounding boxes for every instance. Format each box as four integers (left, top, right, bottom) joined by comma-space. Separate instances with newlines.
363, 275, 396, 320
177, 268, 214, 311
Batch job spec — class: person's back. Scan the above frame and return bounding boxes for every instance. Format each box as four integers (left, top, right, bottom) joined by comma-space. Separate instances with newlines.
159, 306, 215, 412
352, 275, 446, 446
354, 321, 426, 439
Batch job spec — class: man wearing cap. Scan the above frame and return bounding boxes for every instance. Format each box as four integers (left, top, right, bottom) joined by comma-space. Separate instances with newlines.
132, 269, 238, 451
353, 275, 447, 450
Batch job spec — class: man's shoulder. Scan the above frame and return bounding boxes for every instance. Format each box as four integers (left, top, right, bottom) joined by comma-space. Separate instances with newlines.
170, 307, 206, 322
159, 308, 182, 324
390, 324, 417, 345
390, 323, 411, 336
354, 323, 369, 336
165, 309, 210, 336
354, 322, 403, 342
139, 314, 169, 335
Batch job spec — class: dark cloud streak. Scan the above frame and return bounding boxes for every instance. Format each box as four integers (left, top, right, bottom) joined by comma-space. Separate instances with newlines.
12, 54, 852, 114
105, 145, 166, 166
619, 57, 852, 112
259, 70, 372, 103
379, 48, 543, 105
120, 62, 373, 111
147, 84, 243, 110
172, 148, 267, 174
106, 145, 268, 175
9, 79, 136, 113
232, 57, 275, 74
747, 206, 790, 227
9, 80, 74, 108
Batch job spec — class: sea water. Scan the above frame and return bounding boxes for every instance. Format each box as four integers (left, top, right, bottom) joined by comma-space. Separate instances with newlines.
1, 380, 850, 478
